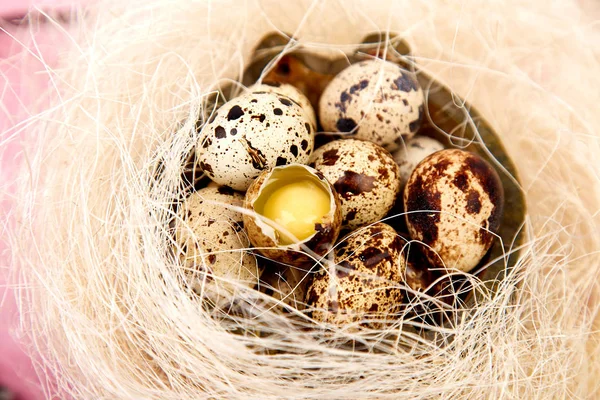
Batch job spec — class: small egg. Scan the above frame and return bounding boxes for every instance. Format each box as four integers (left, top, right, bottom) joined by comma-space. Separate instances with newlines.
305, 223, 407, 329
403, 261, 454, 326
392, 135, 444, 188
404, 259, 434, 294
244, 164, 342, 266
259, 261, 309, 311
319, 59, 424, 149
403, 149, 504, 272
174, 187, 261, 299
248, 82, 317, 129
309, 139, 400, 230
383, 235, 440, 296
197, 91, 315, 191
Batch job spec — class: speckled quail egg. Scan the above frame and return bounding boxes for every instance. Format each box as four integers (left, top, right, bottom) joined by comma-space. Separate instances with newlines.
402, 257, 455, 327
393, 135, 444, 188
260, 261, 309, 311
319, 59, 424, 149
243, 164, 342, 267
197, 91, 315, 191
403, 149, 504, 272
174, 186, 260, 299
309, 139, 400, 230
305, 223, 407, 329
248, 82, 317, 129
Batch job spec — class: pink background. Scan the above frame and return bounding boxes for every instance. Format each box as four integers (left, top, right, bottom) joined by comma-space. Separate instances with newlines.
0, 0, 74, 16
1, 1, 80, 398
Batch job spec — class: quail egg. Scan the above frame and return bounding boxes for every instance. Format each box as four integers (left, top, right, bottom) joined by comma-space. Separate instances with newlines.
243, 164, 342, 267
260, 260, 309, 311
248, 82, 317, 129
174, 186, 261, 300
309, 139, 400, 230
305, 223, 407, 329
403, 149, 504, 272
392, 135, 444, 188
319, 59, 424, 149
197, 91, 315, 191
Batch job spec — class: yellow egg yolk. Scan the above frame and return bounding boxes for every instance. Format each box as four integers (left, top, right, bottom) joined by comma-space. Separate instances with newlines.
262, 179, 330, 245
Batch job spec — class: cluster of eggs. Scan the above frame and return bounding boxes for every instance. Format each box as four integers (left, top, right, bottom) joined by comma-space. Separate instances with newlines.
175, 58, 504, 327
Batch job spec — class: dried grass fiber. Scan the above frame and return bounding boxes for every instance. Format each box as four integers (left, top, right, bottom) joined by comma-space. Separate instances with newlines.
3, 0, 600, 398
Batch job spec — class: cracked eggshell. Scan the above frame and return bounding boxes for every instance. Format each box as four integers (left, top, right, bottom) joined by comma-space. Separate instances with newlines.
403, 149, 504, 272
248, 82, 317, 129
393, 135, 444, 188
197, 91, 315, 191
309, 139, 400, 230
305, 223, 407, 329
319, 59, 424, 149
243, 164, 342, 267
174, 187, 260, 298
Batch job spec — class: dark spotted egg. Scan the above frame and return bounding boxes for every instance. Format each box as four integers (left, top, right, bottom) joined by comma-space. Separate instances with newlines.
197, 92, 315, 191
174, 187, 261, 298
309, 139, 400, 230
403, 149, 504, 272
305, 223, 407, 329
259, 261, 309, 311
319, 59, 424, 150
248, 82, 317, 129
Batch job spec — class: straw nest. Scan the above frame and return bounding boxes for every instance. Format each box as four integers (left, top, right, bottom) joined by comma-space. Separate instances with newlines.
4, 0, 600, 398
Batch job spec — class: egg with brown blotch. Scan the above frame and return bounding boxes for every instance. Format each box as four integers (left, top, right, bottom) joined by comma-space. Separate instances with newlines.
247, 82, 317, 130
243, 164, 342, 267
403, 149, 504, 272
259, 260, 310, 312
305, 223, 407, 329
174, 187, 261, 301
393, 239, 461, 327
319, 59, 424, 150
404, 257, 434, 294
309, 139, 400, 230
197, 91, 315, 191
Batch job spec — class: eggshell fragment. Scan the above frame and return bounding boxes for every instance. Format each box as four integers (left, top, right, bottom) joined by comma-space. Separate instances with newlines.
403, 149, 504, 272
309, 139, 400, 230
305, 223, 407, 329
197, 91, 315, 191
319, 59, 424, 149
174, 187, 260, 299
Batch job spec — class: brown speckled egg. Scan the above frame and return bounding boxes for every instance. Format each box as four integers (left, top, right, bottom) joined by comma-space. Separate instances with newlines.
197, 91, 315, 191
305, 223, 407, 329
309, 139, 400, 230
392, 237, 434, 294
260, 262, 309, 311
174, 187, 261, 298
393, 135, 444, 188
403, 149, 504, 272
319, 59, 424, 149
248, 82, 317, 129
243, 164, 342, 267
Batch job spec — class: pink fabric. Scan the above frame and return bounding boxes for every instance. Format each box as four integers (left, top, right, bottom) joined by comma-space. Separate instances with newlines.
1, 1, 82, 398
